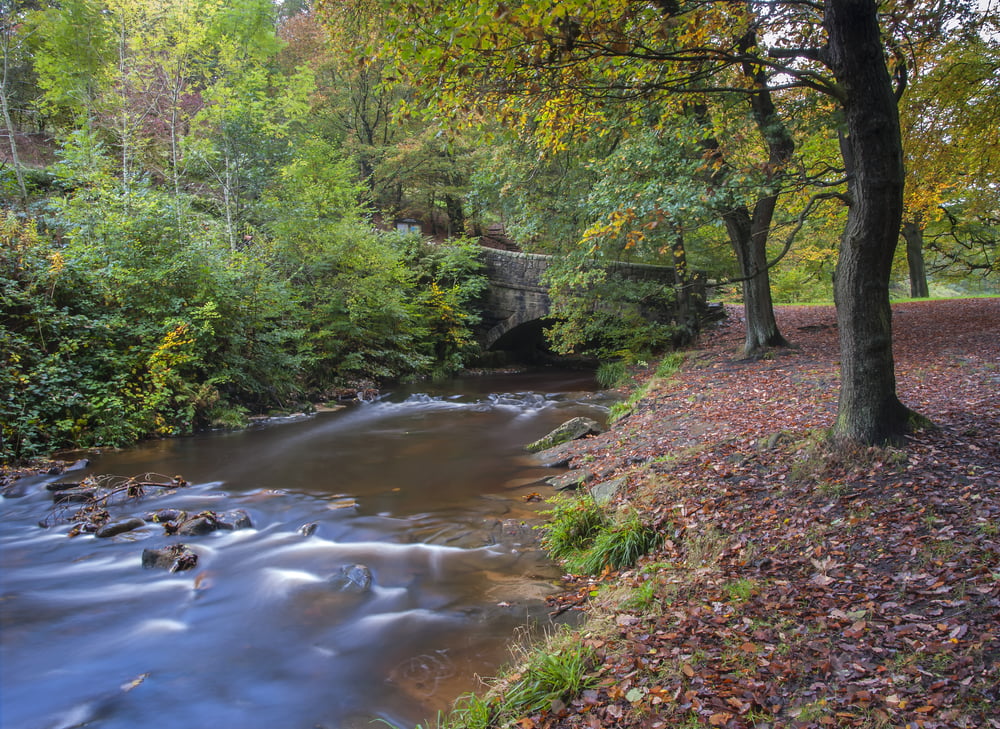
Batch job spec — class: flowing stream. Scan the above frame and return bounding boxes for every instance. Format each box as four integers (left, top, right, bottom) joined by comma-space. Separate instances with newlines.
0, 370, 608, 729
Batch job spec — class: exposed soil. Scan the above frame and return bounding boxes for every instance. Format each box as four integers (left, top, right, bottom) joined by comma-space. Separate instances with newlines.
533, 298, 1000, 729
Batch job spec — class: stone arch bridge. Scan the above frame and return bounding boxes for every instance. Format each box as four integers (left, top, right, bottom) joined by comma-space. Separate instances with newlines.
477, 246, 700, 351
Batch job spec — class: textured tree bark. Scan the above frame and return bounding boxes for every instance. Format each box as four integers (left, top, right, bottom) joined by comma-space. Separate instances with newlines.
826, 0, 922, 444
902, 217, 930, 298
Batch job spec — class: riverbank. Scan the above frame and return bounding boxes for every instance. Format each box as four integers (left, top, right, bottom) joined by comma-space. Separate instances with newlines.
490, 299, 1000, 729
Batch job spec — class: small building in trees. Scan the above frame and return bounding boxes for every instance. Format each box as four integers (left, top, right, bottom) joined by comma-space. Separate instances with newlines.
394, 218, 423, 234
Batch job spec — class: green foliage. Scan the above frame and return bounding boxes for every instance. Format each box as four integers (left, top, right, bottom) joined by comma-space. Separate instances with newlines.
2, 125, 490, 463
0, 136, 309, 460
446, 694, 494, 729
654, 351, 687, 379
426, 627, 598, 729
722, 578, 760, 603
499, 637, 596, 716
467, 136, 597, 251
607, 351, 686, 424
620, 578, 658, 611
395, 235, 488, 376
29, 0, 111, 122
539, 494, 608, 564
607, 397, 640, 425
545, 263, 688, 359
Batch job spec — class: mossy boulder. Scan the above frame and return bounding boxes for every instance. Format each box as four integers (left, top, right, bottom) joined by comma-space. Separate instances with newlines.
526, 417, 603, 453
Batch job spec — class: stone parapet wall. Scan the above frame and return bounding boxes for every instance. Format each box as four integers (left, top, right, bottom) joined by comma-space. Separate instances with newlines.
480, 248, 551, 291
477, 246, 694, 349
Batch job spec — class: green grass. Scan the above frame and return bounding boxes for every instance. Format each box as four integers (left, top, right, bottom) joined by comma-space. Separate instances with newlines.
608, 351, 687, 424
620, 579, 657, 611
769, 293, 999, 307
538, 494, 607, 563
396, 629, 597, 729
722, 578, 759, 603
653, 350, 686, 378
576, 509, 662, 574
596, 360, 629, 389
541, 494, 662, 575
499, 638, 596, 715
540, 496, 663, 575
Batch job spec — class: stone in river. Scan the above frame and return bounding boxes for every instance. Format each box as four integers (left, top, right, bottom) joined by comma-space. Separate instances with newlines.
530, 441, 576, 468
45, 480, 82, 492
330, 564, 373, 592
175, 509, 252, 536
221, 509, 253, 530
145, 509, 187, 524
96, 517, 147, 538
141, 544, 198, 572
176, 515, 220, 536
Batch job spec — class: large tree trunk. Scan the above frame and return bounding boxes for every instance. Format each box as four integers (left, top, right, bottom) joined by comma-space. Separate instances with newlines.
826, 0, 921, 444
901, 216, 930, 298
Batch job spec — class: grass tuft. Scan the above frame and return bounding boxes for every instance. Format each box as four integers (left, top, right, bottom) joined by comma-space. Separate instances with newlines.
596, 360, 628, 389
577, 509, 662, 574
539, 494, 607, 563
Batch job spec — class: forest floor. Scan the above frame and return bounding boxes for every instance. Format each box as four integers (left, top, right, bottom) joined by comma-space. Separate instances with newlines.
529, 298, 1000, 729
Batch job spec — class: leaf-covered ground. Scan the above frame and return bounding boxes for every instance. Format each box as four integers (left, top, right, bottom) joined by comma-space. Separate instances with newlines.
536, 298, 1000, 729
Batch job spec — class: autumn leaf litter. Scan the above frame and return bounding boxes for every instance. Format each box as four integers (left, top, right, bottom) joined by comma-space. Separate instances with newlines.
532, 299, 999, 729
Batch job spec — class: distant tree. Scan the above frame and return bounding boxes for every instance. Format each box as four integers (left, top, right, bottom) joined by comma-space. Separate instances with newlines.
899, 27, 1000, 295
302, 0, 479, 231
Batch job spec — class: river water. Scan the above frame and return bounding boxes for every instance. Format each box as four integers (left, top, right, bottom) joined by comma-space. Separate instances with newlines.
0, 370, 607, 729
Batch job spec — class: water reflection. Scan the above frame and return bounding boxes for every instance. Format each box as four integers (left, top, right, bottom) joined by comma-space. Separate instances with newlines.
0, 371, 603, 729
